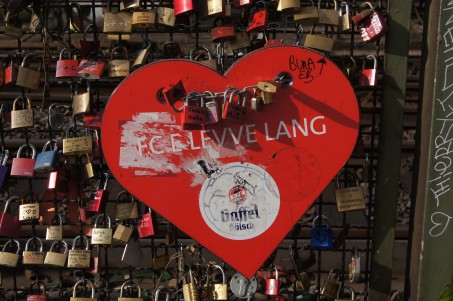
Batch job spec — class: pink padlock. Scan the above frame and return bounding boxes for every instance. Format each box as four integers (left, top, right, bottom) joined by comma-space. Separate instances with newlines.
204, 92, 221, 125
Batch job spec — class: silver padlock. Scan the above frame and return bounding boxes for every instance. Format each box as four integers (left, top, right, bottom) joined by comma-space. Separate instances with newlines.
229, 272, 258, 299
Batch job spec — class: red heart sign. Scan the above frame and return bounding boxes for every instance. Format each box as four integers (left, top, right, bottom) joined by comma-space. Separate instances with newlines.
102, 46, 359, 278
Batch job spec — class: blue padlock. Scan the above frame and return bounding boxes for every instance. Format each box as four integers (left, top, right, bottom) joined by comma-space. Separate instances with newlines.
310, 215, 333, 250
0, 150, 9, 188
34, 140, 59, 173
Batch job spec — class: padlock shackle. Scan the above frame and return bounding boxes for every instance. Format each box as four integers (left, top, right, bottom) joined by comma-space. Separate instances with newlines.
13, 95, 32, 110
72, 234, 90, 250
366, 55, 377, 69
59, 48, 76, 60
120, 280, 142, 297
361, 1, 374, 10
73, 279, 96, 298
317, 0, 337, 10
49, 240, 68, 253
155, 285, 170, 301
339, 1, 349, 15
30, 280, 47, 295
334, 168, 360, 188
184, 91, 203, 106
312, 215, 331, 228
3, 196, 19, 213
111, 45, 129, 60
189, 45, 214, 61
94, 213, 112, 228
42, 139, 59, 152
207, 264, 227, 284
337, 285, 356, 300
25, 236, 43, 252
223, 87, 238, 104
2, 239, 21, 253
21, 53, 43, 70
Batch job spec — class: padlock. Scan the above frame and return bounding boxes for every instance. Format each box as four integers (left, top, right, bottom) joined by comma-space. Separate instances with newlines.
303, 24, 335, 53
211, 18, 235, 42
44, 240, 68, 267
334, 169, 366, 212
63, 125, 92, 155
341, 55, 357, 81
103, 11, 132, 33
137, 207, 157, 238
336, 286, 356, 301
359, 6, 388, 42
222, 89, 246, 123
83, 113, 103, 130
11, 96, 34, 129
161, 79, 186, 112
155, 286, 170, 301
0, 239, 20, 267
264, 267, 279, 296
11, 144, 37, 178
153, 243, 170, 269
351, 2, 374, 25
113, 222, 134, 243
277, 0, 300, 11
48, 103, 69, 131
132, 9, 156, 29
27, 280, 47, 301
257, 80, 280, 94
133, 42, 153, 69
156, 3, 175, 28
310, 215, 333, 250
79, 24, 100, 58
4, 17, 23, 39
73, 80, 91, 116
206, 265, 228, 300
108, 46, 130, 78
68, 235, 91, 268
91, 213, 113, 245
174, 0, 195, 16
183, 269, 200, 301
70, 279, 96, 301
77, 59, 106, 80
23, 236, 45, 265
199, 0, 226, 19
190, 46, 217, 70
181, 91, 207, 130
19, 193, 40, 221
338, 1, 352, 33
34, 140, 59, 173
0, 150, 9, 188
320, 269, 340, 300
16, 54, 42, 90
87, 173, 110, 214
232, 0, 250, 8
56, 48, 79, 78
118, 280, 143, 301
317, 0, 340, 26
0, 196, 21, 238
46, 214, 63, 241
250, 88, 264, 111
348, 246, 361, 283
229, 31, 251, 51
247, 2, 268, 33
5, 56, 18, 85
229, 273, 258, 298
204, 92, 221, 124
80, 154, 95, 180
358, 55, 378, 87
120, 0, 141, 10
69, 2, 83, 32
294, 1, 319, 23
116, 191, 139, 221
298, 244, 316, 270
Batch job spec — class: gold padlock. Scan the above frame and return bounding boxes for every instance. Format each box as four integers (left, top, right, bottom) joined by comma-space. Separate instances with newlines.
116, 191, 139, 221
63, 124, 93, 155
19, 193, 40, 221
183, 269, 200, 301
317, 0, 340, 26
46, 214, 64, 241
108, 46, 130, 78
0, 239, 21, 267
199, 0, 226, 19
334, 169, 366, 212
69, 2, 84, 32
206, 265, 228, 300
189, 46, 217, 70
133, 42, 153, 69
303, 24, 335, 53
277, 0, 300, 11
44, 240, 68, 267
23, 236, 45, 265
73, 79, 91, 116
294, 2, 319, 23
156, 5, 176, 27
120, 0, 141, 10
118, 280, 143, 301
103, 11, 132, 33
91, 213, 113, 245
132, 9, 156, 29
70, 279, 96, 301
113, 223, 134, 243
68, 235, 91, 268
11, 96, 34, 129
153, 243, 170, 269
16, 54, 43, 90
338, 2, 352, 33
320, 269, 340, 300
80, 154, 95, 180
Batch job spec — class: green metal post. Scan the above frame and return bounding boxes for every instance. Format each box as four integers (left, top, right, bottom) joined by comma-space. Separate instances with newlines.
369, 1, 413, 300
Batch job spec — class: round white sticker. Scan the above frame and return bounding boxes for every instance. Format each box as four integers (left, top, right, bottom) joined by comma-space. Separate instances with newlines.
199, 162, 280, 240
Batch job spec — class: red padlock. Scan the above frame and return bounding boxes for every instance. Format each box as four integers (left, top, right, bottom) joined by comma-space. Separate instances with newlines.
174, 0, 195, 16
55, 48, 79, 78
162, 80, 186, 112
79, 24, 100, 58
181, 91, 207, 130
77, 59, 106, 80
247, 1, 268, 33
265, 267, 279, 296
11, 144, 37, 178
137, 207, 157, 238
83, 112, 103, 129
222, 89, 247, 123
358, 55, 378, 87
27, 281, 47, 301
86, 173, 110, 214
0, 196, 21, 238
359, 8, 388, 42
211, 18, 235, 43
233, 0, 251, 8
352, 1, 374, 25
5, 56, 18, 86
